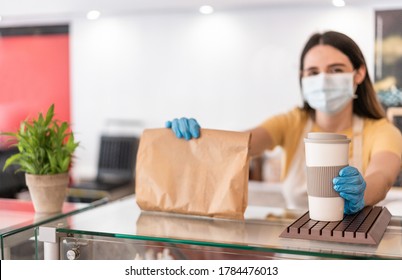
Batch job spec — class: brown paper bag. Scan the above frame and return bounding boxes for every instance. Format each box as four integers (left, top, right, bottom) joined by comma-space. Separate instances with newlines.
135, 128, 250, 220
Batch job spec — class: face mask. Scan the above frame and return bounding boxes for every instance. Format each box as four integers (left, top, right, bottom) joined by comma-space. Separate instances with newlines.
302, 72, 355, 115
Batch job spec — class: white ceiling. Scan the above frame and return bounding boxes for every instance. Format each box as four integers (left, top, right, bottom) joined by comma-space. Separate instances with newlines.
0, 0, 400, 25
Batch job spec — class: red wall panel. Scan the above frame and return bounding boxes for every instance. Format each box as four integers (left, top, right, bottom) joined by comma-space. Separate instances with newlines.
0, 34, 70, 138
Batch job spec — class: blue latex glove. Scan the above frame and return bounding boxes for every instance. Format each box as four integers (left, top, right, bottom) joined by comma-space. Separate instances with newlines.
333, 166, 366, 215
165, 118, 200, 140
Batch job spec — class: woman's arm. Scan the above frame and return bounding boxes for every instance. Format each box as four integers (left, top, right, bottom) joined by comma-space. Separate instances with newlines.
247, 127, 275, 158
363, 151, 401, 205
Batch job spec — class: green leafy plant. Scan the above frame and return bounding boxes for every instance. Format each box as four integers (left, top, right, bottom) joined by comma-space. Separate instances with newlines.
2, 104, 79, 175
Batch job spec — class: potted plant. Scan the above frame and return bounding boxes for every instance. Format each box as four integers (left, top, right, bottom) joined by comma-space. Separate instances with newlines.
2, 104, 79, 213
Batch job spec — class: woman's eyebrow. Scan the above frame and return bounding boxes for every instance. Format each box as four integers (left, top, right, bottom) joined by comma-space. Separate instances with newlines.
327, 63, 347, 68
303, 66, 319, 71
303, 63, 347, 71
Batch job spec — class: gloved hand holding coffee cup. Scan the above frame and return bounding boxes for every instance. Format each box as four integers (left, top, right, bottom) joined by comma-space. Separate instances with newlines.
333, 166, 366, 215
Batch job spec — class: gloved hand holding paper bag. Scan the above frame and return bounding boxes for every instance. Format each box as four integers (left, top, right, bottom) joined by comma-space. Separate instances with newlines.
135, 128, 251, 220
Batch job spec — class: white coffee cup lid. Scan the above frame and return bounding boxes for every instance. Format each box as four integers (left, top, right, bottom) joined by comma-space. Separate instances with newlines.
304, 132, 351, 144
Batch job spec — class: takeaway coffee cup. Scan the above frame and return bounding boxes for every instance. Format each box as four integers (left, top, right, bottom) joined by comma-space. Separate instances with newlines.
304, 132, 351, 221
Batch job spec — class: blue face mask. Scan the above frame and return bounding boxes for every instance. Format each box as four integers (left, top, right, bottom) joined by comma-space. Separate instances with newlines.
302, 72, 356, 115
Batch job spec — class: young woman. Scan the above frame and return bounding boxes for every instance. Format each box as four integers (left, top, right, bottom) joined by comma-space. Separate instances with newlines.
166, 31, 402, 214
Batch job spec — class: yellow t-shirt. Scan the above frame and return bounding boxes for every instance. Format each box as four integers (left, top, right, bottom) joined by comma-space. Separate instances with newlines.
259, 107, 402, 180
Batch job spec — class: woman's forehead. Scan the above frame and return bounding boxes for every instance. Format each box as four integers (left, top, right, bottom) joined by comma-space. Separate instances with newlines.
303, 45, 353, 69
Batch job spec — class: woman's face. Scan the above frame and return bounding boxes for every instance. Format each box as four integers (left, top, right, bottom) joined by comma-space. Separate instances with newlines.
302, 45, 354, 77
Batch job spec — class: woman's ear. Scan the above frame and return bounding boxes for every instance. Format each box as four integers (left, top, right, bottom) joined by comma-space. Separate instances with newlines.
355, 65, 366, 85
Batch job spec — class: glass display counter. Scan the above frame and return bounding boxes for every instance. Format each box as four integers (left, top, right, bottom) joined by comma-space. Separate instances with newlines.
39, 194, 402, 260
0, 197, 106, 259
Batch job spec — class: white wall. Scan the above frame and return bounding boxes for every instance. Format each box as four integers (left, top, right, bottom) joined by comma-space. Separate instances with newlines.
70, 5, 396, 179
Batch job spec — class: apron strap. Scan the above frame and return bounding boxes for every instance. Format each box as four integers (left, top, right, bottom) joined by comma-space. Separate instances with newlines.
351, 115, 364, 173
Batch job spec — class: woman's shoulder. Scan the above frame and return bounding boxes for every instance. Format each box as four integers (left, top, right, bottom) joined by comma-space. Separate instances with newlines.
365, 117, 394, 128
364, 117, 402, 137
363, 117, 402, 156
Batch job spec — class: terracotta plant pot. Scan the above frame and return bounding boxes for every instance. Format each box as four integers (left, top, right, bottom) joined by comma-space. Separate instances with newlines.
25, 173, 69, 213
